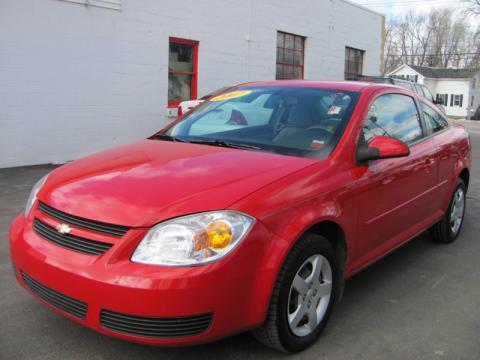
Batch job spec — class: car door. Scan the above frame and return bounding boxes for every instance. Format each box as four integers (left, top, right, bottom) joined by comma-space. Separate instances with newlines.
352, 92, 439, 270
420, 101, 455, 210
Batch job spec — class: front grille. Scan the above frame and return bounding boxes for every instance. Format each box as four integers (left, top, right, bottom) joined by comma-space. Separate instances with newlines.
100, 309, 213, 338
38, 202, 130, 237
21, 272, 87, 319
33, 218, 113, 256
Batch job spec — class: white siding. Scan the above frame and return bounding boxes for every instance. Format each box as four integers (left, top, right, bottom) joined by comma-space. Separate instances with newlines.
0, 0, 383, 168
433, 79, 470, 118
388, 65, 425, 84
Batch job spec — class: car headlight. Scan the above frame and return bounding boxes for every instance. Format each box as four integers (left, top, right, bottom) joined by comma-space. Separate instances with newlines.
131, 211, 255, 266
24, 174, 49, 217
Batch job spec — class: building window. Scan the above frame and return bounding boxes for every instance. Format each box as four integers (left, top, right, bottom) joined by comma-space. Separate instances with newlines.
471, 96, 474, 107
401, 74, 418, 82
450, 94, 463, 107
168, 37, 198, 107
344, 47, 364, 80
60, 0, 122, 10
436, 94, 448, 106
276, 31, 305, 80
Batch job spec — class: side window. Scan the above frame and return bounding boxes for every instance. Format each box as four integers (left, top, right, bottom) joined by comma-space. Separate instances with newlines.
414, 84, 424, 96
394, 80, 414, 91
421, 86, 434, 102
362, 94, 423, 144
420, 102, 449, 134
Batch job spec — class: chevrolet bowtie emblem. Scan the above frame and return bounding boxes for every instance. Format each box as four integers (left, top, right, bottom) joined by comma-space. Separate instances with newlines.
56, 223, 72, 234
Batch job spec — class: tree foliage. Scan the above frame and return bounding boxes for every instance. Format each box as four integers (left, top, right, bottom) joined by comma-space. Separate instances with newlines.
383, 8, 480, 74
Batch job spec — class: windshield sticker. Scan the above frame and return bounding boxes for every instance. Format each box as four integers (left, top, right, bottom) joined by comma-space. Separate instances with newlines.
327, 105, 342, 115
310, 140, 325, 149
210, 90, 252, 102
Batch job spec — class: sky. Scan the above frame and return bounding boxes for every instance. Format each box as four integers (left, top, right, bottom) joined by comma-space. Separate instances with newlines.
348, 0, 467, 18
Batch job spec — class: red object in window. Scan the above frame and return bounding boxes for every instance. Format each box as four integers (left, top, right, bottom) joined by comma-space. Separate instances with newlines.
227, 109, 248, 125
168, 37, 199, 108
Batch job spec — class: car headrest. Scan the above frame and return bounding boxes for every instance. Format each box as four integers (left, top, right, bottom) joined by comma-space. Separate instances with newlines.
287, 105, 314, 128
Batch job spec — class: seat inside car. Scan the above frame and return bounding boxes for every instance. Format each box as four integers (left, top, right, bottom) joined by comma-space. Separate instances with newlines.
273, 101, 329, 148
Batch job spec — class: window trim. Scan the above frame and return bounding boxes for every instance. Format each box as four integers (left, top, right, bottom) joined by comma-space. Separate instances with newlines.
276, 31, 305, 80
436, 93, 448, 107
168, 37, 199, 108
344, 46, 364, 80
451, 94, 464, 107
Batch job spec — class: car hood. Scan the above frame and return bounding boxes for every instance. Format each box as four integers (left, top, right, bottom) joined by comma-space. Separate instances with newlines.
40, 140, 316, 227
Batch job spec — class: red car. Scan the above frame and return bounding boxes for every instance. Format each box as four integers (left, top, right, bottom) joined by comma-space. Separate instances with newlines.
9, 81, 471, 352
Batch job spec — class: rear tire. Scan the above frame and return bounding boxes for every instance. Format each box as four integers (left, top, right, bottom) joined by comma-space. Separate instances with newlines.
431, 178, 466, 243
252, 233, 340, 352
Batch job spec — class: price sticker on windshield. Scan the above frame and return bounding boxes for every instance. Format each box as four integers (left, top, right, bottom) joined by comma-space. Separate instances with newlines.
327, 105, 342, 115
210, 90, 252, 102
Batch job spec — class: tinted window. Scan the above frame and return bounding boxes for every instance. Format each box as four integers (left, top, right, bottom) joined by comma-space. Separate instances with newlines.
393, 80, 414, 91
162, 86, 360, 159
414, 84, 424, 96
421, 86, 434, 102
362, 94, 423, 144
421, 102, 449, 133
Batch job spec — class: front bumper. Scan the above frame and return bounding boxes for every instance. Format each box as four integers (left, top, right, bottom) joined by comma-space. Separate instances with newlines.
9, 212, 277, 346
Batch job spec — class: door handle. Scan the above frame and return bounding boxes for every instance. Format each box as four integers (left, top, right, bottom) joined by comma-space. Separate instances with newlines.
423, 158, 436, 173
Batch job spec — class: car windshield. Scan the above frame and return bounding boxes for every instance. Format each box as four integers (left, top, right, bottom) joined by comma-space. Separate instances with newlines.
158, 86, 360, 159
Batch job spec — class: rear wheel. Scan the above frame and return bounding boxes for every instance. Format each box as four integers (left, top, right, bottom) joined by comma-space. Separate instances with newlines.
431, 178, 466, 243
252, 233, 340, 352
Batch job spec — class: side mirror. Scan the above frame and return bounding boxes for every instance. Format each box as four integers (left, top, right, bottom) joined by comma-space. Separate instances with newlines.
357, 135, 410, 163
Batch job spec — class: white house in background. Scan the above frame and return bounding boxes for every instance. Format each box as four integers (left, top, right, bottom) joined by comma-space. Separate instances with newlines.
388, 64, 480, 118
0, 0, 384, 168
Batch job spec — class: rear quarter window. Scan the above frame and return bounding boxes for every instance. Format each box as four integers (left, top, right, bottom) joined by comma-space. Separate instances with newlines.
420, 102, 449, 134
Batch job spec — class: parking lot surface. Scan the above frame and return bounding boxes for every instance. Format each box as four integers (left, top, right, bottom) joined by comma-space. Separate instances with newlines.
1, 121, 480, 360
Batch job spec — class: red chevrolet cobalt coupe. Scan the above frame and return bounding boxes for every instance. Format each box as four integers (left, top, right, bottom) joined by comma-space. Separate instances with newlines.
10, 81, 470, 352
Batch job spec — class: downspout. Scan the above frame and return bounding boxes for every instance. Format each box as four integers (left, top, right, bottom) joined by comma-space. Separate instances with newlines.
246, 0, 253, 81
380, 15, 386, 75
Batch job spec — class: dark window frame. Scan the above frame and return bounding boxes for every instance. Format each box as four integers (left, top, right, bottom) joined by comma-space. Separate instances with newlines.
276, 31, 305, 80
168, 37, 199, 107
451, 94, 463, 107
344, 46, 364, 80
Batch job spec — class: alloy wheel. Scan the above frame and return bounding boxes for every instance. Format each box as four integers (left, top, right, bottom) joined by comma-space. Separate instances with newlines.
450, 187, 465, 235
287, 254, 332, 337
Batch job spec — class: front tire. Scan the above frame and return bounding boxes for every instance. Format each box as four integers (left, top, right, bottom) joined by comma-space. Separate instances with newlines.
252, 233, 340, 352
431, 178, 467, 243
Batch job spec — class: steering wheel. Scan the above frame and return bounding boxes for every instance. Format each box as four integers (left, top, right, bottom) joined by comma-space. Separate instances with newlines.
307, 126, 334, 139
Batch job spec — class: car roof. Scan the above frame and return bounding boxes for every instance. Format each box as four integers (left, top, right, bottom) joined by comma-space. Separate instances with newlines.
235, 80, 409, 94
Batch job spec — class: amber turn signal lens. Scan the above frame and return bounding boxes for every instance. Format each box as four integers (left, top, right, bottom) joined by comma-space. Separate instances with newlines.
206, 221, 232, 250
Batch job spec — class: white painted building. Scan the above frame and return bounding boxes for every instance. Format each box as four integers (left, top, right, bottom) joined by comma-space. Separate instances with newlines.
0, 0, 384, 168
388, 64, 480, 119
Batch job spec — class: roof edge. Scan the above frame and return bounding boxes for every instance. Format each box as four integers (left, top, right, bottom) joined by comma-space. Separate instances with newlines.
338, 0, 386, 17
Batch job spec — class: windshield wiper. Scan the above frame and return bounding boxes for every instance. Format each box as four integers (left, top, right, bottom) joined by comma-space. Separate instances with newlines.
186, 139, 261, 150
151, 134, 187, 142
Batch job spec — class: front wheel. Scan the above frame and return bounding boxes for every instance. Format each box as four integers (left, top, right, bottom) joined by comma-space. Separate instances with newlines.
431, 178, 467, 243
252, 233, 340, 352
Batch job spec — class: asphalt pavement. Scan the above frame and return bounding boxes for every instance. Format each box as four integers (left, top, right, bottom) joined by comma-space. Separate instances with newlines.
1, 121, 480, 360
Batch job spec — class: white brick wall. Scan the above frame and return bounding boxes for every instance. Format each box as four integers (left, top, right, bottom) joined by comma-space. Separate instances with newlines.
0, 0, 383, 168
